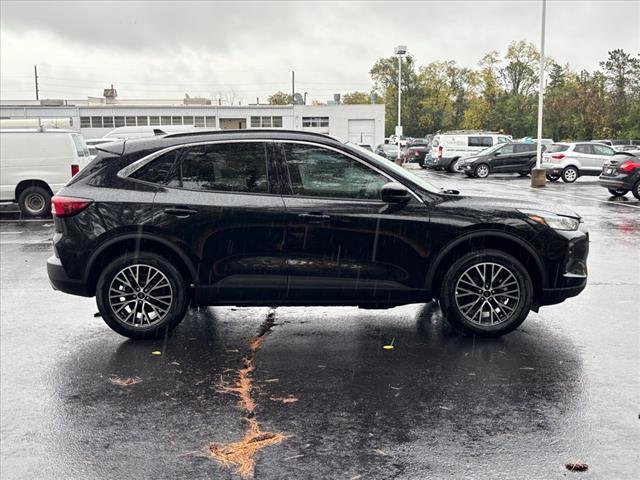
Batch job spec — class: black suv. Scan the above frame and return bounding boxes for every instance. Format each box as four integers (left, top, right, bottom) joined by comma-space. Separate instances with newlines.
47, 130, 588, 339
461, 142, 543, 178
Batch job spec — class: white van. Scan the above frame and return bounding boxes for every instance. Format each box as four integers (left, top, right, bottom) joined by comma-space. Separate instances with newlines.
429, 131, 512, 172
0, 129, 91, 217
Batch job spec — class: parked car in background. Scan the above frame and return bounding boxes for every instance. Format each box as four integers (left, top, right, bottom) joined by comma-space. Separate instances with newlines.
461, 142, 544, 178
590, 139, 633, 148
375, 143, 400, 160
518, 137, 553, 146
613, 144, 640, 152
598, 150, 640, 199
429, 131, 512, 172
0, 129, 91, 217
46, 129, 588, 339
541, 142, 616, 182
358, 143, 373, 151
404, 141, 431, 167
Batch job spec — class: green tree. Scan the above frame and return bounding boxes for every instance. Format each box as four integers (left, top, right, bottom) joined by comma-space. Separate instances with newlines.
342, 91, 372, 104
268, 91, 292, 105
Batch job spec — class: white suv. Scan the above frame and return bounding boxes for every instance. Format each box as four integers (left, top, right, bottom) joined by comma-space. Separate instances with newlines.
429, 132, 512, 172
541, 142, 616, 183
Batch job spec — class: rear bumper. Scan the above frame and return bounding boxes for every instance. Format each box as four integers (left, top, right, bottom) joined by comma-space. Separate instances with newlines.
47, 255, 92, 297
598, 176, 635, 190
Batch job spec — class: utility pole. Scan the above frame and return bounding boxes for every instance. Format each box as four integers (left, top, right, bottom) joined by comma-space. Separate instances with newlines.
394, 46, 407, 165
531, 0, 547, 188
291, 70, 295, 105
34, 65, 39, 100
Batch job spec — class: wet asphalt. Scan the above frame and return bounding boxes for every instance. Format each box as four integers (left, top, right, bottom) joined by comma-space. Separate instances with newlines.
1, 169, 638, 480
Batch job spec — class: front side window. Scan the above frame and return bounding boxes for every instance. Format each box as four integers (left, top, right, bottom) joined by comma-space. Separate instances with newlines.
592, 144, 615, 155
283, 143, 388, 200
166, 142, 269, 193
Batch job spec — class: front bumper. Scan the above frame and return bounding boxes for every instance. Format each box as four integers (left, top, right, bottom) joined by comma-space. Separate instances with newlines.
47, 255, 92, 297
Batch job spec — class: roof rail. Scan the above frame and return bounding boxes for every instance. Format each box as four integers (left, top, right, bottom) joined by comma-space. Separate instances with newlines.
161, 128, 339, 140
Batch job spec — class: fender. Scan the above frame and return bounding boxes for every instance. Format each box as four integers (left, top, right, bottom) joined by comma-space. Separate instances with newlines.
84, 232, 198, 285
424, 230, 546, 291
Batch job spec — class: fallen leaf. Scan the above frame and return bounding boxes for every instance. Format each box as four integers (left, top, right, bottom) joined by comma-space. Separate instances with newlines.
109, 376, 142, 387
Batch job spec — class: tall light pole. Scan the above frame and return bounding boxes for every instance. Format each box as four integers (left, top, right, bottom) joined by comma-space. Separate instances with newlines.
531, 0, 547, 188
394, 45, 407, 165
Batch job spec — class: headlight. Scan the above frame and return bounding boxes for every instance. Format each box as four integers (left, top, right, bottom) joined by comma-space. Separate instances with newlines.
518, 209, 580, 231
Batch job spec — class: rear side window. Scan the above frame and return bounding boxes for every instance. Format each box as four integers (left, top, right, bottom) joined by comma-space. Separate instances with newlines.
574, 144, 593, 154
514, 144, 535, 153
499, 144, 515, 154
166, 142, 269, 193
546, 144, 569, 153
468, 136, 493, 147
130, 150, 181, 184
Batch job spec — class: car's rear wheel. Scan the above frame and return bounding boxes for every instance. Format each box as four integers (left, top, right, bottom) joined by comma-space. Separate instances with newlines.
633, 180, 640, 200
607, 188, 629, 197
561, 166, 579, 183
18, 186, 51, 218
546, 174, 560, 182
439, 250, 533, 337
474, 163, 490, 178
96, 252, 189, 339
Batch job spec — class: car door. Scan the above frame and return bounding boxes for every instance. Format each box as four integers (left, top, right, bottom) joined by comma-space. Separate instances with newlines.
275, 141, 432, 304
572, 143, 595, 170
146, 140, 289, 304
591, 143, 616, 173
491, 144, 515, 172
509, 143, 536, 172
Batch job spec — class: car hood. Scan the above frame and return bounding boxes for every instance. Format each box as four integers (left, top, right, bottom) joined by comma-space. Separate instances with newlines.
436, 193, 581, 219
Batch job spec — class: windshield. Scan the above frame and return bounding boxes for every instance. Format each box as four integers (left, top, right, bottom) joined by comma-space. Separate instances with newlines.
347, 142, 441, 194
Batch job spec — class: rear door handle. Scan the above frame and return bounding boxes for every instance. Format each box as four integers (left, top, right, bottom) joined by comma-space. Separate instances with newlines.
298, 213, 331, 224
163, 207, 198, 217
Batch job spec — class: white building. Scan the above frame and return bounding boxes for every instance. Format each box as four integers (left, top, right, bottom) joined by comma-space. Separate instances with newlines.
0, 98, 385, 146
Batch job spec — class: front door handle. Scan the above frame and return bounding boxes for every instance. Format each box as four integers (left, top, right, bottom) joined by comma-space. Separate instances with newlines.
298, 212, 331, 224
163, 207, 198, 218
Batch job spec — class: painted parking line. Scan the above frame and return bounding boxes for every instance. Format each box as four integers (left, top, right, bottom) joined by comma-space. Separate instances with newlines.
427, 172, 640, 210
0, 232, 23, 235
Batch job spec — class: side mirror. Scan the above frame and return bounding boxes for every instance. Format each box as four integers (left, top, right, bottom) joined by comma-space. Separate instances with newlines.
493, 151, 501, 156
381, 182, 411, 204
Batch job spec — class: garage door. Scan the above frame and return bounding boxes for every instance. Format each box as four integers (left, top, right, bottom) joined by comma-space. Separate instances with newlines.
348, 119, 375, 146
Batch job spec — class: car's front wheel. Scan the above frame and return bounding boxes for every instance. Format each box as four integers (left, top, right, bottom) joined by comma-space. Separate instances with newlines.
474, 163, 490, 178
607, 188, 629, 197
561, 166, 579, 183
633, 180, 640, 200
96, 252, 189, 339
439, 250, 533, 337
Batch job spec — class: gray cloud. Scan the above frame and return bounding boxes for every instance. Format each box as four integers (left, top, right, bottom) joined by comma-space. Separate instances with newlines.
1, 1, 638, 102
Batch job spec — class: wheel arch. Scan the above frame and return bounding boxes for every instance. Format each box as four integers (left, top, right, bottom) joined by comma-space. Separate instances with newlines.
15, 180, 53, 201
85, 234, 198, 296
426, 231, 546, 303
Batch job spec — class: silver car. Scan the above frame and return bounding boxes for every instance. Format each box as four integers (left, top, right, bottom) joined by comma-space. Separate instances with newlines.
540, 142, 616, 183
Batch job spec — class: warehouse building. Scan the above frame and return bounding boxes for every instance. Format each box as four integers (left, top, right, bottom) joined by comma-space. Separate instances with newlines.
0, 97, 385, 146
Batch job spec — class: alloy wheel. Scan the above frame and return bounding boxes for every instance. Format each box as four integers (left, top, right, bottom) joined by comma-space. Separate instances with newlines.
454, 262, 521, 326
563, 168, 577, 182
476, 164, 489, 178
108, 264, 173, 328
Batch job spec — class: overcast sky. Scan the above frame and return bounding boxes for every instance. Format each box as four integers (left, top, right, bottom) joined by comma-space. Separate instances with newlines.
1, 1, 638, 103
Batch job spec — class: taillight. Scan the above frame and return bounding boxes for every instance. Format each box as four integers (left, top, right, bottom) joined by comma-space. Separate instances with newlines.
71, 164, 80, 176
551, 153, 565, 160
619, 160, 640, 173
438, 145, 443, 159
414, 150, 420, 156
51, 196, 93, 217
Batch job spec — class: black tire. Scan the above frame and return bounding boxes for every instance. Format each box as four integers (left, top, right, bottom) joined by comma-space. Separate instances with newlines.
519, 172, 530, 177
96, 252, 189, 339
607, 188, 629, 197
633, 180, 640, 200
18, 186, 51, 218
464, 172, 475, 178
561, 166, 579, 183
474, 163, 490, 178
546, 174, 560, 182
448, 158, 461, 173
439, 250, 533, 337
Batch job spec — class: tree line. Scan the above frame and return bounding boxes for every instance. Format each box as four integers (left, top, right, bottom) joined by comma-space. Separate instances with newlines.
268, 42, 638, 142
